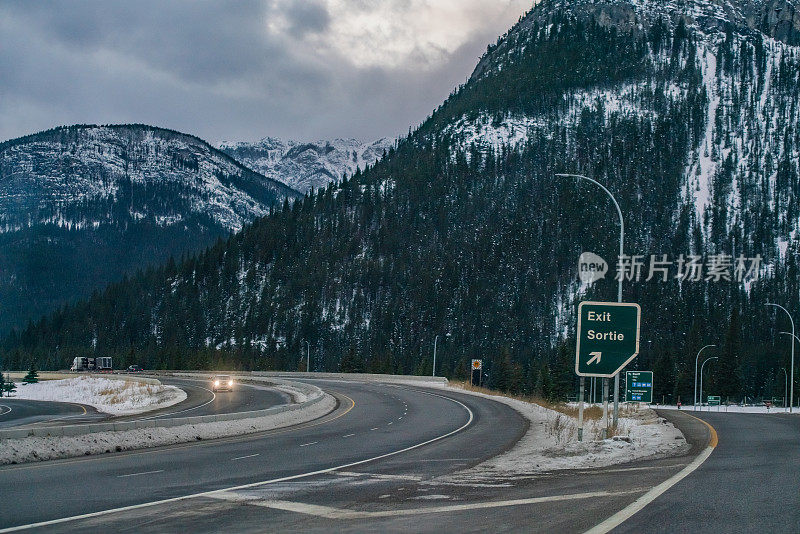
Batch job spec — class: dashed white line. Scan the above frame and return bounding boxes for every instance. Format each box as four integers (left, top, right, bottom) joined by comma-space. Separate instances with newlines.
370, 427, 379, 431
342, 434, 355, 438
117, 470, 164, 478
300, 441, 318, 447
232, 454, 260, 461
387, 422, 393, 425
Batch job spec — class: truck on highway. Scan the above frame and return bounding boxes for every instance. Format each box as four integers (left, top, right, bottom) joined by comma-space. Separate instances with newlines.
69, 357, 113, 372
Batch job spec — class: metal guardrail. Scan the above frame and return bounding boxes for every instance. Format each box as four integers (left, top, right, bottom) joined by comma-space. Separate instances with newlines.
0, 378, 326, 441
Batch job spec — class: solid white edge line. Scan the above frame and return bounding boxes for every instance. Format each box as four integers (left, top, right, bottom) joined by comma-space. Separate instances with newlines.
583, 446, 715, 534
0, 388, 474, 533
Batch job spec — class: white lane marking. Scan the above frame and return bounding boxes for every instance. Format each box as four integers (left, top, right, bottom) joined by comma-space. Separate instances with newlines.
134, 384, 216, 421
299, 441, 318, 447
0, 405, 12, 416
342, 433, 355, 438
370, 427, 379, 431
116, 470, 164, 478
334, 471, 423, 481
584, 447, 715, 534
387, 422, 393, 425
214, 489, 644, 519
232, 454, 260, 461
0, 388, 474, 533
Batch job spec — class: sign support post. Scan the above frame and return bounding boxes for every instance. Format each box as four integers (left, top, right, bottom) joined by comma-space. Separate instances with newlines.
578, 377, 585, 442
602, 378, 609, 437
575, 300, 641, 441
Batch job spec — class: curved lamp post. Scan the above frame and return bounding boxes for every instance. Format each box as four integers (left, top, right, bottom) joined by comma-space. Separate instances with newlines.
556, 174, 625, 427
779, 331, 799, 411
699, 356, 718, 410
694, 344, 716, 411
302, 340, 311, 373
767, 303, 795, 412
432, 333, 450, 377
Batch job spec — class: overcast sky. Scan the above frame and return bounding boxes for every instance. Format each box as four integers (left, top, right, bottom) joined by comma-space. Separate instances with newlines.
0, 0, 532, 145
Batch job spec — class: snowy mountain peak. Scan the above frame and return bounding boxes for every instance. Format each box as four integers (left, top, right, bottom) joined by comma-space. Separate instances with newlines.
220, 137, 394, 194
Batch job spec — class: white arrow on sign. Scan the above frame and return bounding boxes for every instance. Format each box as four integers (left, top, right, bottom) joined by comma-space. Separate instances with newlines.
587, 352, 602, 365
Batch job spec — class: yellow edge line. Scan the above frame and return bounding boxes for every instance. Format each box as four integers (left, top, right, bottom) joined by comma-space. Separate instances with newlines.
0, 392, 354, 473
682, 411, 718, 448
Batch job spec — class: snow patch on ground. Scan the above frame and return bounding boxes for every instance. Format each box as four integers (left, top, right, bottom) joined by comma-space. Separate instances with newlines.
440, 386, 687, 479
11, 377, 186, 416
657, 404, 799, 414
0, 394, 336, 465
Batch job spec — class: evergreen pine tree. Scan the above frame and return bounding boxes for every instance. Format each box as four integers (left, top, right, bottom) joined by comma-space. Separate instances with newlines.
22, 367, 39, 385
3, 375, 16, 397
717, 309, 744, 399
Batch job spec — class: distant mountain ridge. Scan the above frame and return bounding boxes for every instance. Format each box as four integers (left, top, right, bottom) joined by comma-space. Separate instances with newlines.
0, 124, 300, 333
220, 137, 394, 193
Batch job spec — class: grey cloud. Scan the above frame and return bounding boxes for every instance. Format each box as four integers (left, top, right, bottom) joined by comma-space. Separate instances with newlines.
0, 0, 529, 144
281, 1, 331, 37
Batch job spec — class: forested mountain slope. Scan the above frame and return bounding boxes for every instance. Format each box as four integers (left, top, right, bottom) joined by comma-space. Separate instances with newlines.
7, 0, 800, 404
0, 125, 299, 333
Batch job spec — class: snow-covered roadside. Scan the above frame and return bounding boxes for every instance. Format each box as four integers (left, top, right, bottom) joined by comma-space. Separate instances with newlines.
0, 394, 336, 465
10, 376, 187, 416
655, 404, 798, 414
427, 384, 687, 478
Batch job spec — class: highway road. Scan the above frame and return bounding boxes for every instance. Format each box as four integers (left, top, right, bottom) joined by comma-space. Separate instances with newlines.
0, 379, 526, 532
0, 376, 289, 429
613, 410, 800, 533
0, 380, 797, 533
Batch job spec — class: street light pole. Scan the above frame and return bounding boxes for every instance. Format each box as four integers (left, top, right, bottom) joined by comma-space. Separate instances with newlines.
556, 174, 625, 426
778, 331, 799, 411
302, 340, 311, 373
694, 344, 716, 411
433, 335, 439, 378
699, 356, 718, 411
433, 333, 450, 377
767, 303, 795, 413
780, 367, 789, 412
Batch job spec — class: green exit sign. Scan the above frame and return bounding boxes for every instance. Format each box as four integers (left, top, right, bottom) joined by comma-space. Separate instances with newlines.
575, 301, 641, 378
625, 371, 653, 403
708, 395, 721, 406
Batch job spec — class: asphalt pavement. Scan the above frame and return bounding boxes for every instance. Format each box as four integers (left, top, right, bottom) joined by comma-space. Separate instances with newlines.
0, 399, 99, 429
1, 381, 797, 533
613, 409, 800, 534
0, 380, 526, 531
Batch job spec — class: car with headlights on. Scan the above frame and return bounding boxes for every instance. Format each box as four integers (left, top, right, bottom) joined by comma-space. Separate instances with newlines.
211, 375, 234, 391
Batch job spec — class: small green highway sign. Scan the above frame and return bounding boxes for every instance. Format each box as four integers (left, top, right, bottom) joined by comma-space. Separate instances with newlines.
576, 301, 641, 378
708, 395, 721, 406
625, 371, 653, 403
